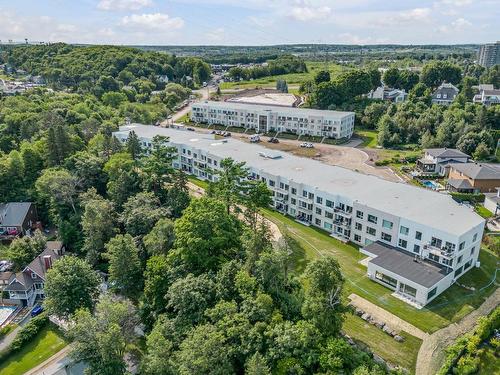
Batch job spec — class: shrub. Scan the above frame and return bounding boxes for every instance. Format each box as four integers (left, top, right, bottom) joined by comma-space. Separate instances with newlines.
0, 324, 16, 339
450, 192, 485, 204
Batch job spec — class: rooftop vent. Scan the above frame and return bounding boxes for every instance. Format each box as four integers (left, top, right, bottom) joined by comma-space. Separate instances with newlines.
258, 152, 282, 160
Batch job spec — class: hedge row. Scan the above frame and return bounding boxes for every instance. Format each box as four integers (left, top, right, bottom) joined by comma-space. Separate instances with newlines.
450, 192, 485, 204
437, 307, 500, 375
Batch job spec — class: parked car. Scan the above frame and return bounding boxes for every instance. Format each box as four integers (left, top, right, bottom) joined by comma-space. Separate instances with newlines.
268, 138, 279, 143
250, 135, 261, 143
31, 305, 43, 317
222, 131, 231, 137
300, 142, 314, 148
186, 127, 195, 131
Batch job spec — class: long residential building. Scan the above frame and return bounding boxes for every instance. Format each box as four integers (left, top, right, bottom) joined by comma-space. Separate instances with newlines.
477, 41, 500, 68
190, 100, 355, 139
113, 124, 485, 308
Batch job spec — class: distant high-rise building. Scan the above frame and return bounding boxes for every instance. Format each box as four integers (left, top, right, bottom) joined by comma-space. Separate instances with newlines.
477, 41, 500, 68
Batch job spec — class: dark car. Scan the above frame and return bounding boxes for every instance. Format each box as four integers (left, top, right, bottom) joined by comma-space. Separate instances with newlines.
187, 127, 195, 131
31, 305, 43, 317
268, 138, 279, 143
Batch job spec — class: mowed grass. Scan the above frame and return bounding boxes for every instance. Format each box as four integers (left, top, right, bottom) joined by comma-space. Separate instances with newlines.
262, 209, 499, 334
475, 205, 494, 219
0, 324, 68, 375
355, 129, 379, 148
220, 61, 347, 90
343, 314, 422, 373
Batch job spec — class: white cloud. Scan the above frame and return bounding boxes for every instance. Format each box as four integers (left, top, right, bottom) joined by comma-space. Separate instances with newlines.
438, 0, 473, 6
120, 13, 185, 30
207, 27, 225, 42
288, 5, 332, 21
97, 0, 153, 11
452, 17, 472, 27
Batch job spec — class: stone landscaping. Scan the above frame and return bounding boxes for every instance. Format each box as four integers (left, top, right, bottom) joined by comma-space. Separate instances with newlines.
353, 306, 405, 342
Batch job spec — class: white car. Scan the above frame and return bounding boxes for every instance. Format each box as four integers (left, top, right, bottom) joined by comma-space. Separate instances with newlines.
300, 142, 314, 148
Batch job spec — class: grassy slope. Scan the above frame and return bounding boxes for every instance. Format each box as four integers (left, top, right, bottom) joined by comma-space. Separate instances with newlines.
0, 324, 68, 375
262, 209, 498, 334
220, 61, 346, 90
343, 314, 422, 373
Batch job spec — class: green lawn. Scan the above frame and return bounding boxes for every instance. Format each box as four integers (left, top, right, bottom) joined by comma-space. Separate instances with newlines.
0, 324, 68, 375
355, 129, 378, 148
343, 314, 422, 373
476, 205, 494, 219
220, 62, 347, 90
262, 209, 499, 334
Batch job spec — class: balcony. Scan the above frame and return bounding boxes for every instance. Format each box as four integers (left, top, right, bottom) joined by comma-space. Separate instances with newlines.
334, 208, 352, 217
424, 244, 454, 259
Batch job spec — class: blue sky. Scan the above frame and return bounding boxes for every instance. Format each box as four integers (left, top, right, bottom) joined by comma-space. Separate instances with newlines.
0, 0, 498, 45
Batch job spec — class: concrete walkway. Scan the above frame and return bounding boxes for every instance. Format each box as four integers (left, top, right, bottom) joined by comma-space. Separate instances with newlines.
348, 293, 428, 340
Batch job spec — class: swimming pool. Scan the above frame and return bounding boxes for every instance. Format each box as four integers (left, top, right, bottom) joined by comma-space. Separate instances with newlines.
422, 180, 439, 190
0, 305, 16, 326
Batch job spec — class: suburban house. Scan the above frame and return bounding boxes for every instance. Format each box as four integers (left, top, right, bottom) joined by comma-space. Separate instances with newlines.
416, 148, 471, 176
473, 84, 500, 106
0, 202, 38, 239
431, 82, 459, 106
447, 163, 500, 193
190, 101, 355, 140
114, 124, 485, 307
484, 188, 500, 216
368, 86, 408, 103
4, 241, 65, 306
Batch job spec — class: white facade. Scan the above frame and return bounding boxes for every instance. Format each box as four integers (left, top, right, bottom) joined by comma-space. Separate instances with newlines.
191, 101, 355, 139
114, 124, 485, 307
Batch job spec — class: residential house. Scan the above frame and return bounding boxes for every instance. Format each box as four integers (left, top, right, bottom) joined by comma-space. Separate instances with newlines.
416, 148, 471, 176
4, 241, 65, 306
0, 202, 38, 239
431, 82, 459, 106
484, 188, 500, 216
368, 86, 407, 103
114, 124, 486, 307
447, 163, 500, 193
473, 84, 500, 106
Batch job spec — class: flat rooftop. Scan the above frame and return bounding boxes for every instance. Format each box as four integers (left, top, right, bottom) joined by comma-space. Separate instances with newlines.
192, 100, 354, 118
227, 93, 299, 107
116, 124, 485, 236
364, 241, 450, 288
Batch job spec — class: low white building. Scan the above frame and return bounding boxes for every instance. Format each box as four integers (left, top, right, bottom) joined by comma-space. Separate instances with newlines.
113, 124, 485, 307
191, 101, 355, 139
473, 84, 500, 106
368, 86, 407, 103
416, 148, 471, 176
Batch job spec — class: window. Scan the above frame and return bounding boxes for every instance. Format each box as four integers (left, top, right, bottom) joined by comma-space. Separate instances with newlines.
470, 247, 475, 255
382, 220, 393, 229
315, 207, 322, 215
443, 258, 453, 266
445, 242, 456, 251
302, 190, 308, 197
381, 232, 392, 242
366, 226, 376, 236
398, 239, 407, 249
291, 188, 297, 195
308, 192, 314, 200
473, 233, 478, 242
316, 197, 323, 204
431, 237, 442, 248
325, 211, 334, 219
400, 226, 409, 235
459, 241, 465, 251
415, 231, 422, 240
367, 214, 377, 224
326, 200, 334, 208
375, 271, 397, 288
291, 198, 296, 205
464, 260, 472, 270
356, 210, 364, 219
457, 255, 463, 264
413, 244, 420, 254
428, 253, 440, 262
324, 222, 332, 230
355, 222, 362, 231
400, 283, 417, 298
269, 180, 275, 187
427, 287, 437, 300
315, 218, 321, 226
354, 234, 361, 243
365, 238, 374, 246
454, 266, 463, 277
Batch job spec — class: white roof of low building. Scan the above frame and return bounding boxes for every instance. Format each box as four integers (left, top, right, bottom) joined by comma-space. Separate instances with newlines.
192, 100, 354, 119
116, 124, 484, 236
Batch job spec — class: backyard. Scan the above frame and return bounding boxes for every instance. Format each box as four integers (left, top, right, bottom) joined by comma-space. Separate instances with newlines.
0, 323, 68, 375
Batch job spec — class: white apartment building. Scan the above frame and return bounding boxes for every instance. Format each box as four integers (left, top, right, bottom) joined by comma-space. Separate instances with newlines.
114, 124, 485, 308
191, 101, 355, 139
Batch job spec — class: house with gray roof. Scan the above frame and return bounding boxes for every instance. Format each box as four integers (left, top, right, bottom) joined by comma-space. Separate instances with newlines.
4, 241, 65, 306
0, 202, 38, 239
416, 148, 471, 176
431, 82, 459, 106
447, 162, 500, 193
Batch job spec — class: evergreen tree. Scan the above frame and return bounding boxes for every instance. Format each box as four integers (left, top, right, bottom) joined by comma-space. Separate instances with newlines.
126, 130, 142, 160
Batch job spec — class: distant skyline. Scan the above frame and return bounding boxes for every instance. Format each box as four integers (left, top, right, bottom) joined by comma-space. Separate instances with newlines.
0, 0, 498, 46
